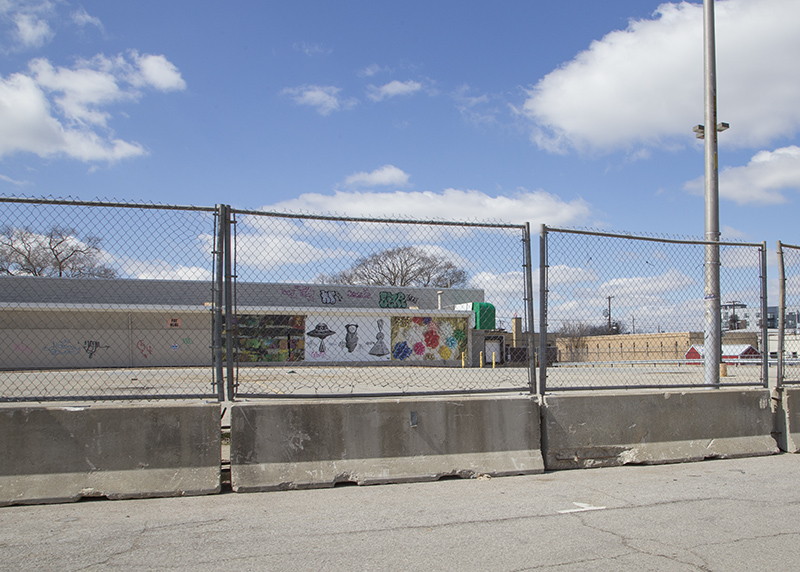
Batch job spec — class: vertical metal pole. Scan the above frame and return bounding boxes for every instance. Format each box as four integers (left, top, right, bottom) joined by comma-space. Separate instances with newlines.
223, 205, 235, 401
538, 224, 548, 395
760, 242, 770, 388
777, 241, 786, 389
523, 223, 537, 394
213, 205, 225, 402
703, 0, 721, 387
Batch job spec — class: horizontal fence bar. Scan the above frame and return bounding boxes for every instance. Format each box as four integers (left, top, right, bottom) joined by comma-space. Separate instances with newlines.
0, 393, 218, 403
547, 382, 763, 392
230, 207, 525, 230
237, 386, 529, 400
0, 195, 218, 213
544, 225, 763, 248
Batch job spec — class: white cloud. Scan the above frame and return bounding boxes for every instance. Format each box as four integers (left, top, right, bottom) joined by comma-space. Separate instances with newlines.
0, 173, 30, 185
0, 1, 56, 51
131, 53, 186, 91
71, 6, 102, 31
453, 84, 497, 125
260, 187, 591, 226
720, 245, 760, 269
548, 264, 599, 285
282, 84, 357, 115
367, 79, 422, 102
292, 41, 331, 56
522, 0, 800, 154
0, 51, 185, 162
29, 57, 131, 126
685, 146, 800, 205
343, 165, 410, 188
358, 64, 388, 77
13, 12, 51, 47
234, 234, 355, 268
597, 269, 695, 298
721, 225, 748, 240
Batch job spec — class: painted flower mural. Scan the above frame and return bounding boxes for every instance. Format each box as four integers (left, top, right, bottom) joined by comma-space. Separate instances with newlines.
390, 316, 468, 362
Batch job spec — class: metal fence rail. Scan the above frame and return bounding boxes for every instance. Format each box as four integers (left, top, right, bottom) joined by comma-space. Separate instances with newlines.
226, 209, 535, 397
777, 241, 800, 386
0, 197, 221, 401
539, 226, 768, 391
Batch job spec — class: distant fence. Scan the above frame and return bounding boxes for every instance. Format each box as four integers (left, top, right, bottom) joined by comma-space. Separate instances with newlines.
0, 197, 536, 401
777, 241, 800, 387
538, 226, 769, 391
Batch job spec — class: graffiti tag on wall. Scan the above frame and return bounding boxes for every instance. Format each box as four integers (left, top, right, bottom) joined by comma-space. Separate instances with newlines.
43, 340, 79, 356
84, 340, 110, 359
380, 292, 406, 308
136, 340, 153, 358
378, 292, 418, 309
280, 285, 315, 301
320, 290, 342, 305
347, 289, 372, 300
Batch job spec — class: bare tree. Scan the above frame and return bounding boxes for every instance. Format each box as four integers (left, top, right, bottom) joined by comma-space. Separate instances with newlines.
318, 246, 467, 288
557, 321, 590, 362
0, 227, 117, 278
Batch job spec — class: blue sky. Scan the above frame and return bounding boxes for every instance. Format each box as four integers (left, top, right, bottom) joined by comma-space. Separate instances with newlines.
2, 0, 800, 249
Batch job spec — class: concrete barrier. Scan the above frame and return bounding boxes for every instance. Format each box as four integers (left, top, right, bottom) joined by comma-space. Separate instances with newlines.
775, 387, 800, 453
0, 402, 220, 505
230, 395, 543, 492
543, 389, 778, 470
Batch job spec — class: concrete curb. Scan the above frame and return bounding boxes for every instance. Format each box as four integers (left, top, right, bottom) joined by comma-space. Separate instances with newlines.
231, 395, 543, 491
543, 389, 778, 470
776, 387, 800, 453
0, 402, 220, 506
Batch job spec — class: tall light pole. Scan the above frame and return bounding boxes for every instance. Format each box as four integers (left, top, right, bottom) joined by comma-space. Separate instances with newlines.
702, 0, 722, 387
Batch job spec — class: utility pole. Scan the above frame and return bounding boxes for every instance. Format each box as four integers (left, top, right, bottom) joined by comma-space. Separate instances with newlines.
607, 296, 614, 334
701, 0, 724, 387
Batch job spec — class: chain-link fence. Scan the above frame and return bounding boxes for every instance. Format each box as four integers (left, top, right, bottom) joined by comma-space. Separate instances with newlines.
6, 195, 784, 400
0, 198, 221, 401
1, 198, 536, 401
225, 209, 535, 397
777, 241, 800, 386
539, 226, 768, 391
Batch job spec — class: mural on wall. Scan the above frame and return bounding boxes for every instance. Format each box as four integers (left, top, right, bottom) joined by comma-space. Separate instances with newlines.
307, 322, 336, 352
390, 316, 468, 362
228, 314, 306, 362
369, 319, 390, 357
304, 315, 391, 362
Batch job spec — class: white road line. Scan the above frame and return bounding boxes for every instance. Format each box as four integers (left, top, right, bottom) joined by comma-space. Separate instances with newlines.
558, 502, 607, 514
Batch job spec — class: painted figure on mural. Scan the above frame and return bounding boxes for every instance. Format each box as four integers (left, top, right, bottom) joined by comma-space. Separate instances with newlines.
368, 319, 389, 356
307, 323, 336, 352
345, 324, 359, 352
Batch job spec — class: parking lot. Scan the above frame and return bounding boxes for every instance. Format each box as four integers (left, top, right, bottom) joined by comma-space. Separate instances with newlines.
0, 361, 768, 401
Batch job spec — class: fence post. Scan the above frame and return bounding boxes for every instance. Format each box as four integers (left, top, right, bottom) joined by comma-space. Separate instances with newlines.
760, 242, 770, 389
222, 205, 235, 401
538, 224, 548, 396
523, 223, 537, 394
213, 205, 225, 402
777, 241, 786, 389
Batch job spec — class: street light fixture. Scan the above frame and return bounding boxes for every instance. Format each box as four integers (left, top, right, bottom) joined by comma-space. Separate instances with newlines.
693, 122, 730, 139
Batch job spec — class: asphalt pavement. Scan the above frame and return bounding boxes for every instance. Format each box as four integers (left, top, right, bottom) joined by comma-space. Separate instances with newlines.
2, 453, 799, 571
